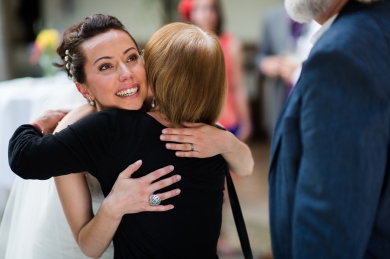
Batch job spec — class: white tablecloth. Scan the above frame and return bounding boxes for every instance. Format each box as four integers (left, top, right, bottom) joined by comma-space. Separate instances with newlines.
0, 74, 85, 211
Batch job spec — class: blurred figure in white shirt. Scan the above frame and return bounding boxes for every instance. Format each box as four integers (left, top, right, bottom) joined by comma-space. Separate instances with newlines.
255, 5, 320, 138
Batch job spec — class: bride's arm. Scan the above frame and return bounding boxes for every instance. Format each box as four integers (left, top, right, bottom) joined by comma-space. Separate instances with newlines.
160, 122, 254, 176
55, 162, 179, 258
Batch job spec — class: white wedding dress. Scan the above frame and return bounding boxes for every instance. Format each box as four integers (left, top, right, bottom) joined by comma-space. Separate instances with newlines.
0, 74, 114, 259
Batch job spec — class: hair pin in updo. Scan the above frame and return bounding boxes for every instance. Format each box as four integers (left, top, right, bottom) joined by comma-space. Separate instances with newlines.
64, 49, 71, 70
64, 49, 76, 82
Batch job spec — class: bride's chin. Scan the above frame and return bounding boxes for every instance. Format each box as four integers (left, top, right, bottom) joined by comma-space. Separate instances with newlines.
121, 102, 143, 111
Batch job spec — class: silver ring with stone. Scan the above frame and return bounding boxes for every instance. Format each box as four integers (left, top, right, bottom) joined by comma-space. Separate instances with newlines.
190, 143, 195, 151
149, 194, 161, 206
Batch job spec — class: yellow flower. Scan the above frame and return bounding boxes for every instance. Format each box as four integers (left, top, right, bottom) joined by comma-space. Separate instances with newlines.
35, 29, 60, 51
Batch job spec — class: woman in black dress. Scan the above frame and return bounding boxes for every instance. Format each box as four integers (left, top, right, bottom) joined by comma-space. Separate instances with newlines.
9, 18, 252, 258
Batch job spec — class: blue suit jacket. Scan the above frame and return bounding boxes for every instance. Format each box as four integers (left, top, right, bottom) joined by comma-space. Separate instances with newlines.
269, 1, 390, 258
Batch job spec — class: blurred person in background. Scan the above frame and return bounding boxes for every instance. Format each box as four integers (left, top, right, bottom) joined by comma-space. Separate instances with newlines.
269, 0, 390, 258
179, 0, 252, 142
1, 15, 253, 259
255, 4, 320, 138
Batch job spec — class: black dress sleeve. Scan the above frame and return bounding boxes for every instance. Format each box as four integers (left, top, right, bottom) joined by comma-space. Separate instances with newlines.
8, 109, 118, 180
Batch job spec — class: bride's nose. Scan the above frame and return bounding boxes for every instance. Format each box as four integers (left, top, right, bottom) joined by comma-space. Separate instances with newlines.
119, 63, 134, 82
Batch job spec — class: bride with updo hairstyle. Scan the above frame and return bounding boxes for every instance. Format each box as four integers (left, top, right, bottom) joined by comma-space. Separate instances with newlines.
4, 14, 253, 259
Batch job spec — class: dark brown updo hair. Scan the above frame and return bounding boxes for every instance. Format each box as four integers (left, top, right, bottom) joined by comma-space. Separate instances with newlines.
55, 14, 139, 84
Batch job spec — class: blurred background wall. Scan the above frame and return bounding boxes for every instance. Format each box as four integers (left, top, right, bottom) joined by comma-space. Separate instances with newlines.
41, 0, 279, 44
1, 0, 280, 78
0, 0, 11, 81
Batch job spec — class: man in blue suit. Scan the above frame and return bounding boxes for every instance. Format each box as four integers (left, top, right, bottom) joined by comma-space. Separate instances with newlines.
269, 0, 390, 258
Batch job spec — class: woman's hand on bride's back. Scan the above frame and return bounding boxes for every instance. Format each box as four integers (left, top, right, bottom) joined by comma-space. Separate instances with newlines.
31, 109, 69, 135
103, 160, 181, 219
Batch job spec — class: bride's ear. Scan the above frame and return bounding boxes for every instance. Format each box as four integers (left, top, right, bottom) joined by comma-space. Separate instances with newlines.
75, 82, 91, 99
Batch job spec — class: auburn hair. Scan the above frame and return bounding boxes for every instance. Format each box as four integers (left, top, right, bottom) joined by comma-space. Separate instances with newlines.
144, 22, 226, 127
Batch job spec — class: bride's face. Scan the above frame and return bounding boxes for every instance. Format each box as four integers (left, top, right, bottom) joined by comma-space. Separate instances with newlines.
78, 29, 147, 111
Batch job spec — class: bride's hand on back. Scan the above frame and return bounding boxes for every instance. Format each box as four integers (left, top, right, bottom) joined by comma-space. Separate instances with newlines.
31, 109, 69, 135
103, 160, 181, 219
160, 122, 254, 176
160, 122, 231, 158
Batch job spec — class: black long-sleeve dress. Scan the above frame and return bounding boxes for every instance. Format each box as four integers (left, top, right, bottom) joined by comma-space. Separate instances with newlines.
9, 108, 227, 259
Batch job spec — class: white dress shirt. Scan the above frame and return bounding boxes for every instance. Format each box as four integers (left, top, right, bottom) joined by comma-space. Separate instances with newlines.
310, 14, 339, 44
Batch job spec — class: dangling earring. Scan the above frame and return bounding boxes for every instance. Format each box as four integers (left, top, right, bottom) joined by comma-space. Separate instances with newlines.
87, 97, 95, 106
151, 97, 156, 108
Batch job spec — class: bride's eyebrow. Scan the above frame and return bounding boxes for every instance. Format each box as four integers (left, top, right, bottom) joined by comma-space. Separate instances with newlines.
93, 56, 113, 66
123, 47, 136, 55
92, 47, 136, 66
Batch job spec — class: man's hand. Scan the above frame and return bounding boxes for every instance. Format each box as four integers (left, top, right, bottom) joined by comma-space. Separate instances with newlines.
279, 56, 301, 85
260, 56, 282, 78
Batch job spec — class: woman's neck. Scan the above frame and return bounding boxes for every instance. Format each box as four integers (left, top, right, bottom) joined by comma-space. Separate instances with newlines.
147, 110, 174, 128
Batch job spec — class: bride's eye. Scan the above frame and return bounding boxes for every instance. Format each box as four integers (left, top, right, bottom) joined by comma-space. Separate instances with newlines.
99, 63, 112, 71
127, 54, 139, 62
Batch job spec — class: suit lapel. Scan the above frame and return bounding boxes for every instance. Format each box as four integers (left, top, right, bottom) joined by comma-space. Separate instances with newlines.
269, 74, 302, 169
269, 89, 292, 168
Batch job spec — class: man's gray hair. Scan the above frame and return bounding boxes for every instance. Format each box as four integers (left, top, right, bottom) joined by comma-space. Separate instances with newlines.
285, 0, 382, 23
356, 0, 381, 2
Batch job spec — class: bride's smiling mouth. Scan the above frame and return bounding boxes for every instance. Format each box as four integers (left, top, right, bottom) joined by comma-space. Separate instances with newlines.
115, 85, 139, 97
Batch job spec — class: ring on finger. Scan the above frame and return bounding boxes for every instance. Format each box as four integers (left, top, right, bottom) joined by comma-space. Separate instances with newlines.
149, 194, 161, 206
190, 143, 195, 151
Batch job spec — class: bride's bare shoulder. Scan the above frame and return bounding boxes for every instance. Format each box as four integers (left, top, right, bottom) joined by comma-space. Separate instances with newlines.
55, 104, 96, 132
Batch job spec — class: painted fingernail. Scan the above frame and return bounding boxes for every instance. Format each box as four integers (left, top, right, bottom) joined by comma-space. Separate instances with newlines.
166, 144, 171, 148
162, 129, 168, 134
170, 205, 174, 209
176, 175, 181, 180
160, 135, 166, 140
169, 165, 174, 170
176, 152, 181, 156
176, 189, 181, 194
135, 160, 142, 165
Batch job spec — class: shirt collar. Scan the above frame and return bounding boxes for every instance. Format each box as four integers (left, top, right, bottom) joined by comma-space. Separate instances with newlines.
310, 14, 338, 44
